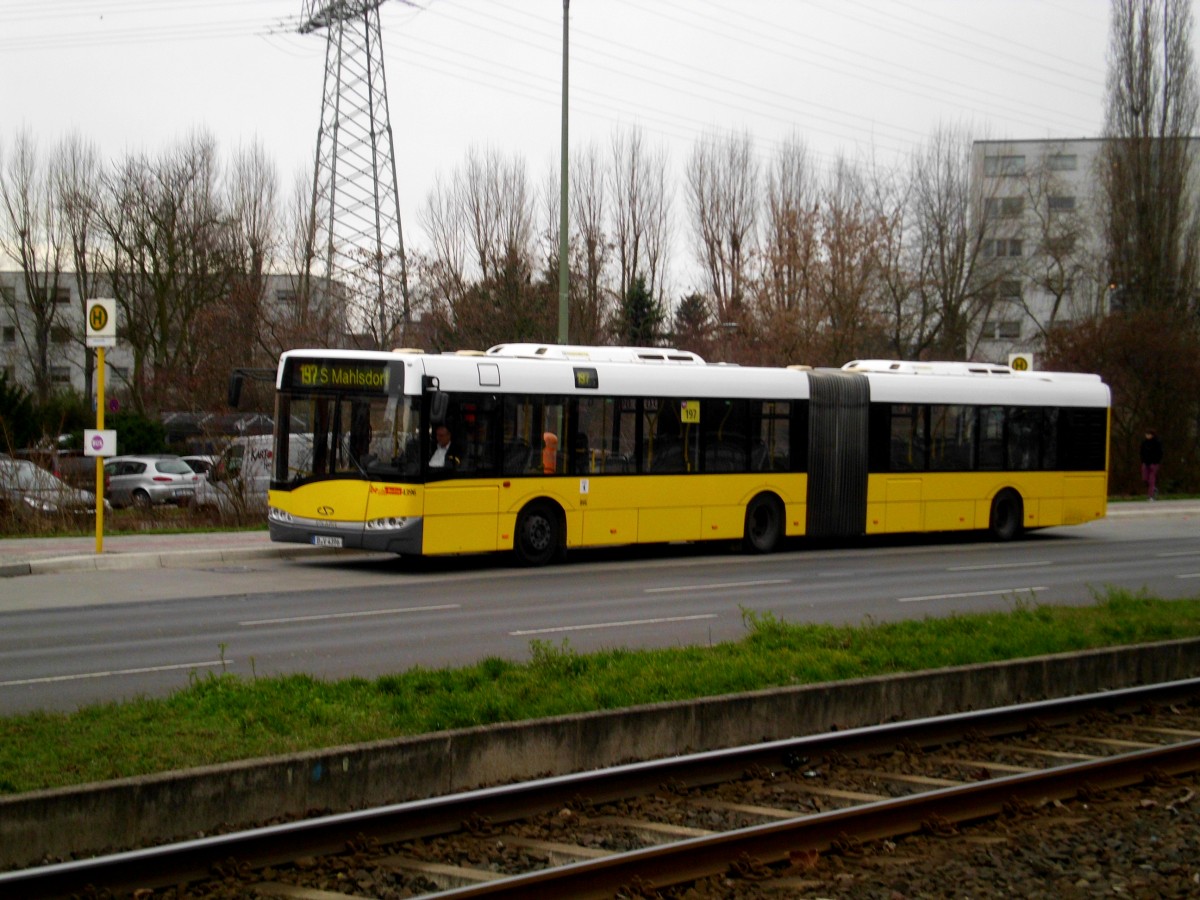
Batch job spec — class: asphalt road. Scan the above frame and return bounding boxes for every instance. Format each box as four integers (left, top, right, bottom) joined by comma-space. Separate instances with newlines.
2, 509, 1198, 715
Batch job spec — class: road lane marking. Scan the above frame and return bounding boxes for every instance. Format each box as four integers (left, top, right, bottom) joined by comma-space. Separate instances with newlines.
898, 586, 1047, 603
1176, 573, 1200, 579
0, 660, 229, 688
948, 561, 1051, 571
240, 604, 459, 626
510, 614, 718, 636
644, 579, 790, 594
1157, 551, 1200, 558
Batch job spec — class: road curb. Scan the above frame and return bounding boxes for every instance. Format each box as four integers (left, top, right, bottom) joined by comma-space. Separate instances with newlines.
17, 545, 335, 577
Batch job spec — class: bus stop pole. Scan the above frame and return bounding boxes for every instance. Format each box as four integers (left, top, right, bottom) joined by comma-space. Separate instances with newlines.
95, 346, 105, 554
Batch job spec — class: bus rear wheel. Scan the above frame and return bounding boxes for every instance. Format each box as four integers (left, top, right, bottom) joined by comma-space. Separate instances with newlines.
989, 489, 1024, 541
514, 501, 562, 567
743, 493, 784, 554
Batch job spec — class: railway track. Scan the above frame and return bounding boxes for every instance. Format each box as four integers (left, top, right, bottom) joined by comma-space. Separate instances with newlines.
4, 678, 1198, 898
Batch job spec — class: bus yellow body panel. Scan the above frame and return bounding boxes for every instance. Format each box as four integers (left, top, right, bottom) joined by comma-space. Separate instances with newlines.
438, 473, 808, 552
863, 471, 1107, 536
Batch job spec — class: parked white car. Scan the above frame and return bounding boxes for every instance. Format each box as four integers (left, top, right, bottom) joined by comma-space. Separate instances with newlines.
191, 437, 276, 519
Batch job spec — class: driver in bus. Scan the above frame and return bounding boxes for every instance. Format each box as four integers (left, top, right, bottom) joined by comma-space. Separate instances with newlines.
429, 424, 460, 469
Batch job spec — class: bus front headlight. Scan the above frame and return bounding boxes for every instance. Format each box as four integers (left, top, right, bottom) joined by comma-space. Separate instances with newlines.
365, 516, 411, 531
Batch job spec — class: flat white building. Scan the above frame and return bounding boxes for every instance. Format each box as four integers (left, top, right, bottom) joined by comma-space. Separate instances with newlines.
971, 138, 1112, 365
0, 272, 343, 401
0, 273, 133, 396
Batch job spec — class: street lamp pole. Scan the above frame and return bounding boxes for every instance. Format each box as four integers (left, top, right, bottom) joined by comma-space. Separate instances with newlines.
558, 0, 570, 344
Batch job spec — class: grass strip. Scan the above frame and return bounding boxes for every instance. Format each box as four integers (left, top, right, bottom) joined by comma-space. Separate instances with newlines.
1, 588, 1198, 795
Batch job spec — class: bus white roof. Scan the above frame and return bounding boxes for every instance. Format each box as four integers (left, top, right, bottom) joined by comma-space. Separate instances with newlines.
278, 348, 1108, 407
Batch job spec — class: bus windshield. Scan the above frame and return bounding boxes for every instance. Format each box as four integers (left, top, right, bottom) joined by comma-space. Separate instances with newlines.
274, 390, 421, 484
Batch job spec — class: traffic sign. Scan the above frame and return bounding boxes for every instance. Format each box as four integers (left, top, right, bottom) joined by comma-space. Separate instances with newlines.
85, 298, 117, 347
84, 429, 117, 457
1008, 352, 1034, 371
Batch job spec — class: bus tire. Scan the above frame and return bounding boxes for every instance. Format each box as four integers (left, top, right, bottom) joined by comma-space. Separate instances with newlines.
743, 493, 784, 554
514, 501, 562, 567
989, 489, 1024, 542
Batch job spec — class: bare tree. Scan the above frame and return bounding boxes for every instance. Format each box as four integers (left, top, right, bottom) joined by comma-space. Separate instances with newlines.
686, 130, 758, 333
911, 124, 994, 359
52, 133, 104, 403
184, 140, 281, 405
97, 132, 233, 413
1091, 0, 1200, 493
413, 147, 552, 350
0, 130, 68, 404
1102, 0, 1200, 313
814, 155, 887, 365
568, 142, 610, 343
752, 135, 822, 362
609, 127, 672, 317
863, 150, 929, 359
1012, 149, 1102, 342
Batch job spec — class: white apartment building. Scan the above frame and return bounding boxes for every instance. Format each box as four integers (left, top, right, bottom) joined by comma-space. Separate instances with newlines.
971, 138, 1112, 365
0, 273, 133, 396
0, 272, 327, 400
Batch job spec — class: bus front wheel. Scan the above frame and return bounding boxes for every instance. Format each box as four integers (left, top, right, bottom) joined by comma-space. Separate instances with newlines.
743, 494, 784, 554
514, 501, 562, 567
989, 489, 1024, 542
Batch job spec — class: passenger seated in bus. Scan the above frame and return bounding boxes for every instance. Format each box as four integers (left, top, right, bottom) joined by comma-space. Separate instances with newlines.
542, 432, 558, 474
429, 424, 461, 469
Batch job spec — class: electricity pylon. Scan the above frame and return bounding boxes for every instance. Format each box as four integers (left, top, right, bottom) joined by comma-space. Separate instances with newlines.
300, 0, 410, 348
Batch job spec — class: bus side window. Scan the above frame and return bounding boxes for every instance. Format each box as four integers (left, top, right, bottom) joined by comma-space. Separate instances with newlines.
890, 404, 926, 471
977, 406, 1005, 470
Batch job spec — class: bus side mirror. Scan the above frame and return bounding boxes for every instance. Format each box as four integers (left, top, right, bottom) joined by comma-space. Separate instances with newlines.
430, 391, 449, 424
227, 373, 244, 408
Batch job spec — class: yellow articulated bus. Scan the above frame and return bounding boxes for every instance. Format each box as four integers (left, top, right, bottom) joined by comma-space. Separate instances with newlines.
266, 344, 1110, 566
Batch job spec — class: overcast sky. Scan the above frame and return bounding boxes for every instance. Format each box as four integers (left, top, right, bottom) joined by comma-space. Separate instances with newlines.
4, 0, 1119, 269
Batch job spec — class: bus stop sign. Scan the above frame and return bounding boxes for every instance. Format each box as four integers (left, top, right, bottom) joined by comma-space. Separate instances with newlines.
86, 298, 117, 348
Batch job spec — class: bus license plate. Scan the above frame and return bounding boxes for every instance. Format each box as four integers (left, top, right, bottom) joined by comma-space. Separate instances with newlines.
312, 535, 343, 548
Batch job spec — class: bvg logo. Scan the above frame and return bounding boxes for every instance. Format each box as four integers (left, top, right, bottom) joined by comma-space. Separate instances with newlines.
316, 506, 335, 516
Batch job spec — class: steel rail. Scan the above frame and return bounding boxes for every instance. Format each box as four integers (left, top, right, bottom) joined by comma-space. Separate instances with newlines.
435, 737, 1200, 899
2, 677, 1197, 898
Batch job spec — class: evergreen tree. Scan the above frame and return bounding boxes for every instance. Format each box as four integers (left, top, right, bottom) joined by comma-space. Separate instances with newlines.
616, 273, 664, 345
0, 371, 36, 452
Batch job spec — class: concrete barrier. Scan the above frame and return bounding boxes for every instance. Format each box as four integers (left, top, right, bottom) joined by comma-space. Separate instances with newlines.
3, 638, 1199, 869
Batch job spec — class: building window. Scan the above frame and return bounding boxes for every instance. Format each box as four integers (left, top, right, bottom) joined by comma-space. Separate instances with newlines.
52, 287, 71, 305
981, 320, 1022, 340
2, 325, 14, 344
985, 197, 1024, 217
1043, 234, 1077, 255
50, 366, 71, 384
0, 285, 15, 307
1, 365, 13, 381
51, 325, 72, 344
984, 239, 1023, 258
110, 365, 129, 381
1047, 154, 1078, 171
984, 155, 1025, 176
1048, 195, 1076, 212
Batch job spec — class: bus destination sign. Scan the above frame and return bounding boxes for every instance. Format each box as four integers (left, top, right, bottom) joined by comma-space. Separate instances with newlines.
293, 360, 390, 392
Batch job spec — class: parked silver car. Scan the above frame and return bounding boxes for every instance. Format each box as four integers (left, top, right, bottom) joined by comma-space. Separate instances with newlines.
103, 455, 199, 509
0, 458, 107, 520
